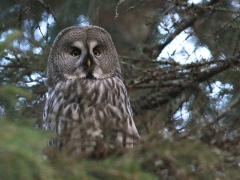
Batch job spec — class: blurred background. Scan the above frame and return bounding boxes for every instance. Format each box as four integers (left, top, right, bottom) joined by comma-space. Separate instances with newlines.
1, 0, 240, 179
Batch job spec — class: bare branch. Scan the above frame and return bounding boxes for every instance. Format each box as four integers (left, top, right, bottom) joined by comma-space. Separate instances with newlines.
37, 0, 62, 28
127, 0, 147, 11
152, 0, 220, 58
131, 54, 240, 110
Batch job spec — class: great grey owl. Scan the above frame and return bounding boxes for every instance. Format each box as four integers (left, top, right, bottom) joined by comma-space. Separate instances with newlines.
43, 25, 140, 154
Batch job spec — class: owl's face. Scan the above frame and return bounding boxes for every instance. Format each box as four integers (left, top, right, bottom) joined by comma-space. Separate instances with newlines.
47, 26, 121, 83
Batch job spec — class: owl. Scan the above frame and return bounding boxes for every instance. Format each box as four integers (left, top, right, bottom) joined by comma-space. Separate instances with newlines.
43, 25, 140, 154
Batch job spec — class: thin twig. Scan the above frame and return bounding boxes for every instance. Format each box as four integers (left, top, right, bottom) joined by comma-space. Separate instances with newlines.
127, 0, 147, 11
152, 0, 220, 58
37, 0, 62, 28
179, 92, 240, 139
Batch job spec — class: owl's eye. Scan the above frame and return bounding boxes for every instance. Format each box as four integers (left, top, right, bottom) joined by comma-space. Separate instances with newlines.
93, 49, 101, 57
71, 49, 81, 57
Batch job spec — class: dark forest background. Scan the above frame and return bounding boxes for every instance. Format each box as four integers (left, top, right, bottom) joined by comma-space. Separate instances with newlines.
1, 0, 240, 179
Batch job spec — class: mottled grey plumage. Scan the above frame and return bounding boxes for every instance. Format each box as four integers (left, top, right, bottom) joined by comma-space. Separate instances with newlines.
43, 26, 140, 153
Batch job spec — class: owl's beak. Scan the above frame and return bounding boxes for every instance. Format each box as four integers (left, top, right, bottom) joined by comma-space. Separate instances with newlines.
87, 58, 91, 67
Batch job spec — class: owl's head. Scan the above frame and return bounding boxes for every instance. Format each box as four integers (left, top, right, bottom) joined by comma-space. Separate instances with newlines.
46, 26, 121, 85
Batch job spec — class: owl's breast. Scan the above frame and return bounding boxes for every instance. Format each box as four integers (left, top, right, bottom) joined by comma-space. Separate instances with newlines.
43, 77, 132, 131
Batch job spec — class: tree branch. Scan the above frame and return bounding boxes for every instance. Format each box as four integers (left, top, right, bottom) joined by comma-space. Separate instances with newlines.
131, 54, 240, 110
152, 0, 220, 58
